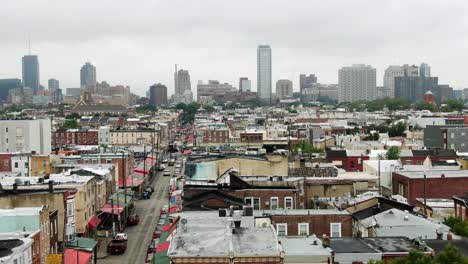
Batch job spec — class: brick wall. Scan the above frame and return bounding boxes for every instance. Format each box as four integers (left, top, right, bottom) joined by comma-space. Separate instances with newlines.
271, 214, 352, 237
0, 153, 12, 172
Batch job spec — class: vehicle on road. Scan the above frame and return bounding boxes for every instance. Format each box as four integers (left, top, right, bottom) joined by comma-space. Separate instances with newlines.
114, 233, 128, 241
162, 159, 168, 163
127, 214, 140, 226
158, 164, 166, 171
168, 159, 176, 166
160, 205, 169, 215
108, 239, 127, 255
163, 170, 171, 176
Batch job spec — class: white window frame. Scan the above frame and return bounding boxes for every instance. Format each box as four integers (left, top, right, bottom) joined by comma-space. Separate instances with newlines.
298, 223, 309, 236
270, 197, 279, 210
284, 197, 293, 210
276, 223, 287, 236
330, 223, 342, 237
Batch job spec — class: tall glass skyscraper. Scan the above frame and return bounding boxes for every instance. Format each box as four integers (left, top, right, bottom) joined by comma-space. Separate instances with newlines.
257, 45, 272, 103
80, 62, 97, 88
22, 55, 40, 93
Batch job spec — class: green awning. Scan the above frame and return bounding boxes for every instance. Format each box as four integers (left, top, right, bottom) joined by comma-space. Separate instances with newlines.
66, 237, 98, 252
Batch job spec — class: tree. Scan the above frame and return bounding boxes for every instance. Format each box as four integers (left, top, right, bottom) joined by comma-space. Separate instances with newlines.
291, 140, 323, 154
63, 119, 79, 129
434, 244, 468, 264
388, 121, 406, 137
65, 112, 81, 119
386, 146, 400, 160
415, 101, 437, 111
136, 104, 157, 113
441, 99, 465, 112
444, 216, 468, 237
363, 132, 380, 141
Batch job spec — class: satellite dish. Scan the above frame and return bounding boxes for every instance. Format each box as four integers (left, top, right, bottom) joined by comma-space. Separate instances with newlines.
181, 218, 188, 224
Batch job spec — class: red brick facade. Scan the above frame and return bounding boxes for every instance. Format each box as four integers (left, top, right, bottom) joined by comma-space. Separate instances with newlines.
453, 197, 468, 221
392, 173, 468, 205
52, 129, 98, 147
0, 153, 12, 172
270, 213, 352, 237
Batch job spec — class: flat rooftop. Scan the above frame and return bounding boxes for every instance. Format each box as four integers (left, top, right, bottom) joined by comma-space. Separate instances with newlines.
279, 236, 331, 256
330, 237, 379, 254
254, 209, 349, 216
361, 237, 422, 253
395, 170, 468, 179
168, 211, 281, 258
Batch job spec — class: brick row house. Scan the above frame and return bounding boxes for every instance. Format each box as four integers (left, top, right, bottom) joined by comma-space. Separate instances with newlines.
453, 196, 468, 221
52, 128, 98, 148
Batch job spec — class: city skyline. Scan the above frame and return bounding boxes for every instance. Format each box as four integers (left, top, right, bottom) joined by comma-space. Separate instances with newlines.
1, 1, 468, 96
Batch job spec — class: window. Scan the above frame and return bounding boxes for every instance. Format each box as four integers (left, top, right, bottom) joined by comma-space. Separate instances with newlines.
298, 223, 309, 236
398, 183, 404, 196
270, 197, 279, 210
276, 223, 287, 236
330, 223, 342, 237
451, 133, 455, 139
14, 162, 18, 168
34, 161, 39, 168
284, 197, 293, 210
244, 197, 261, 210
3, 160, 8, 167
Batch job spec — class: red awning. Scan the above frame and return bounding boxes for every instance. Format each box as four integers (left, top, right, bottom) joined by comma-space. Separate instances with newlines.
100, 204, 125, 214
168, 206, 181, 214
88, 215, 102, 229
183, 149, 192, 154
156, 242, 170, 252
118, 178, 144, 187
133, 170, 147, 176
162, 224, 172, 232
65, 249, 92, 264
145, 158, 156, 165
147, 156, 157, 160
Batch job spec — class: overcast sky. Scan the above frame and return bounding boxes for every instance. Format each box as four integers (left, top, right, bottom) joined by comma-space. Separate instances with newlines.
1, 0, 468, 96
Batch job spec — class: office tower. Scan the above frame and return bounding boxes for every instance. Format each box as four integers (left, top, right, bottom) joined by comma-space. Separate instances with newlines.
48, 78, 60, 92
257, 45, 272, 103
22, 55, 40, 93
52, 89, 63, 105
383, 65, 417, 98
0, 79, 21, 103
239, 77, 251, 93
338, 64, 376, 103
174, 65, 191, 96
80, 62, 97, 90
299, 74, 317, 94
420, 63, 431, 77
276, 79, 293, 100
149, 83, 168, 106
438, 85, 453, 102
394, 76, 438, 103
197, 80, 237, 104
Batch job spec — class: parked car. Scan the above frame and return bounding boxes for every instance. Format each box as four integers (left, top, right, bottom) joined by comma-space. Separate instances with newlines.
114, 233, 128, 241
163, 170, 171, 176
160, 205, 169, 215
158, 164, 166, 171
108, 239, 127, 255
168, 159, 176, 166
162, 159, 168, 163
127, 214, 140, 226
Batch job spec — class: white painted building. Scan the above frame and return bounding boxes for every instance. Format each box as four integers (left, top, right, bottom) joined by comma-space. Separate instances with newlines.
0, 236, 33, 264
0, 119, 51, 154
11, 154, 30, 176
257, 45, 272, 103
338, 64, 376, 103
98, 126, 111, 145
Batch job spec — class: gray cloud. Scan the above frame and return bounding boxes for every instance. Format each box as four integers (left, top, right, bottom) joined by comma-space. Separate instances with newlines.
1, 0, 468, 96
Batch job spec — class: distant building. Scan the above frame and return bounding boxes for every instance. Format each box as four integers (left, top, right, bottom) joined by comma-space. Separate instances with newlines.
80, 62, 97, 91
174, 66, 191, 96
438, 84, 453, 102
149, 83, 168, 106
424, 91, 436, 105
383, 65, 418, 98
22, 55, 40, 93
276, 79, 293, 100
197, 80, 237, 104
376, 86, 392, 99
239, 77, 251, 93
299, 74, 317, 95
420, 62, 431, 77
394, 76, 439, 103
257, 45, 272, 103
48, 78, 60, 92
338, 64, 376, 103
52, 89, 63, 105
424, 125, 468, 152
52, 128, 99, 148
0, 79, 21, 103
0, 119, 52, 154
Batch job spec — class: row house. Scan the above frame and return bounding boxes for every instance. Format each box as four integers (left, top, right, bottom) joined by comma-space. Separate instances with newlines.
110, 129, 159, 146
52, 128, 98, 148
326, 149, 369, 172
399, 149, 458, 165
453, 196, 468, 221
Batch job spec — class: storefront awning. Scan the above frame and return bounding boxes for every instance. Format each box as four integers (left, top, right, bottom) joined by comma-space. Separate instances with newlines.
88, 215, 102, 230
156, 242, 170, 252
64, 249, 92, 264
100, 204, 125, 214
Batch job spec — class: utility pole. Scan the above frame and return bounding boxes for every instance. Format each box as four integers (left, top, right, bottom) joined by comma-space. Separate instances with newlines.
378, 156, 381, 196
423, 172, 427, 216
122, 151, 127, 228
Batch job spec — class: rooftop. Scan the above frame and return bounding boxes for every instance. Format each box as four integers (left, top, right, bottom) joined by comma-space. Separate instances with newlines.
395, 170, 468, 179
330, 237, 379, 254
361, 237, 423, 253
254, 209, 349, 216
168, 211, 281, 258
279, 235, 331, 256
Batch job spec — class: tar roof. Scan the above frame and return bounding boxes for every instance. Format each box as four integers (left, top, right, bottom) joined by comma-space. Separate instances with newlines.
361, 237, 421, 253
168, 211, 280, 258
330, 237, 379, 254
395, 170, 468, 179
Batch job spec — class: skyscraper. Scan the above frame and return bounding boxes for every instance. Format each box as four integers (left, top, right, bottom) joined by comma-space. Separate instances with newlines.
239, 77, 251, 93
383, 65, 419, 98
395, 75, 438, 103
257, 45, 272, 103
149, 83, 168, 106
299, 74, 317, 94
276, 79, 293, 100
0, 79, 21, 103
80, 62, 97, 89
22, 55, 40, 93
48, 78, 60, 92
338, 64, 376, 103
420, 63, 431, 77
174, 65, 191, 96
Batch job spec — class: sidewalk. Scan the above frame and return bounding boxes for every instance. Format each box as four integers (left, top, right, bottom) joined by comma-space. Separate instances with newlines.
96, 235, 112, 259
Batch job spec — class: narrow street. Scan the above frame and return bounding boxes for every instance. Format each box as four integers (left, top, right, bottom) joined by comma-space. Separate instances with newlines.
99, 168, 171, 263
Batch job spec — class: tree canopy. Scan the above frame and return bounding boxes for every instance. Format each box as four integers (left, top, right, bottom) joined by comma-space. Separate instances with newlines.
63, 119, 80, 129
386, 146, 400, 160
291, 140, 323, 154
370, 244, 468, 264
